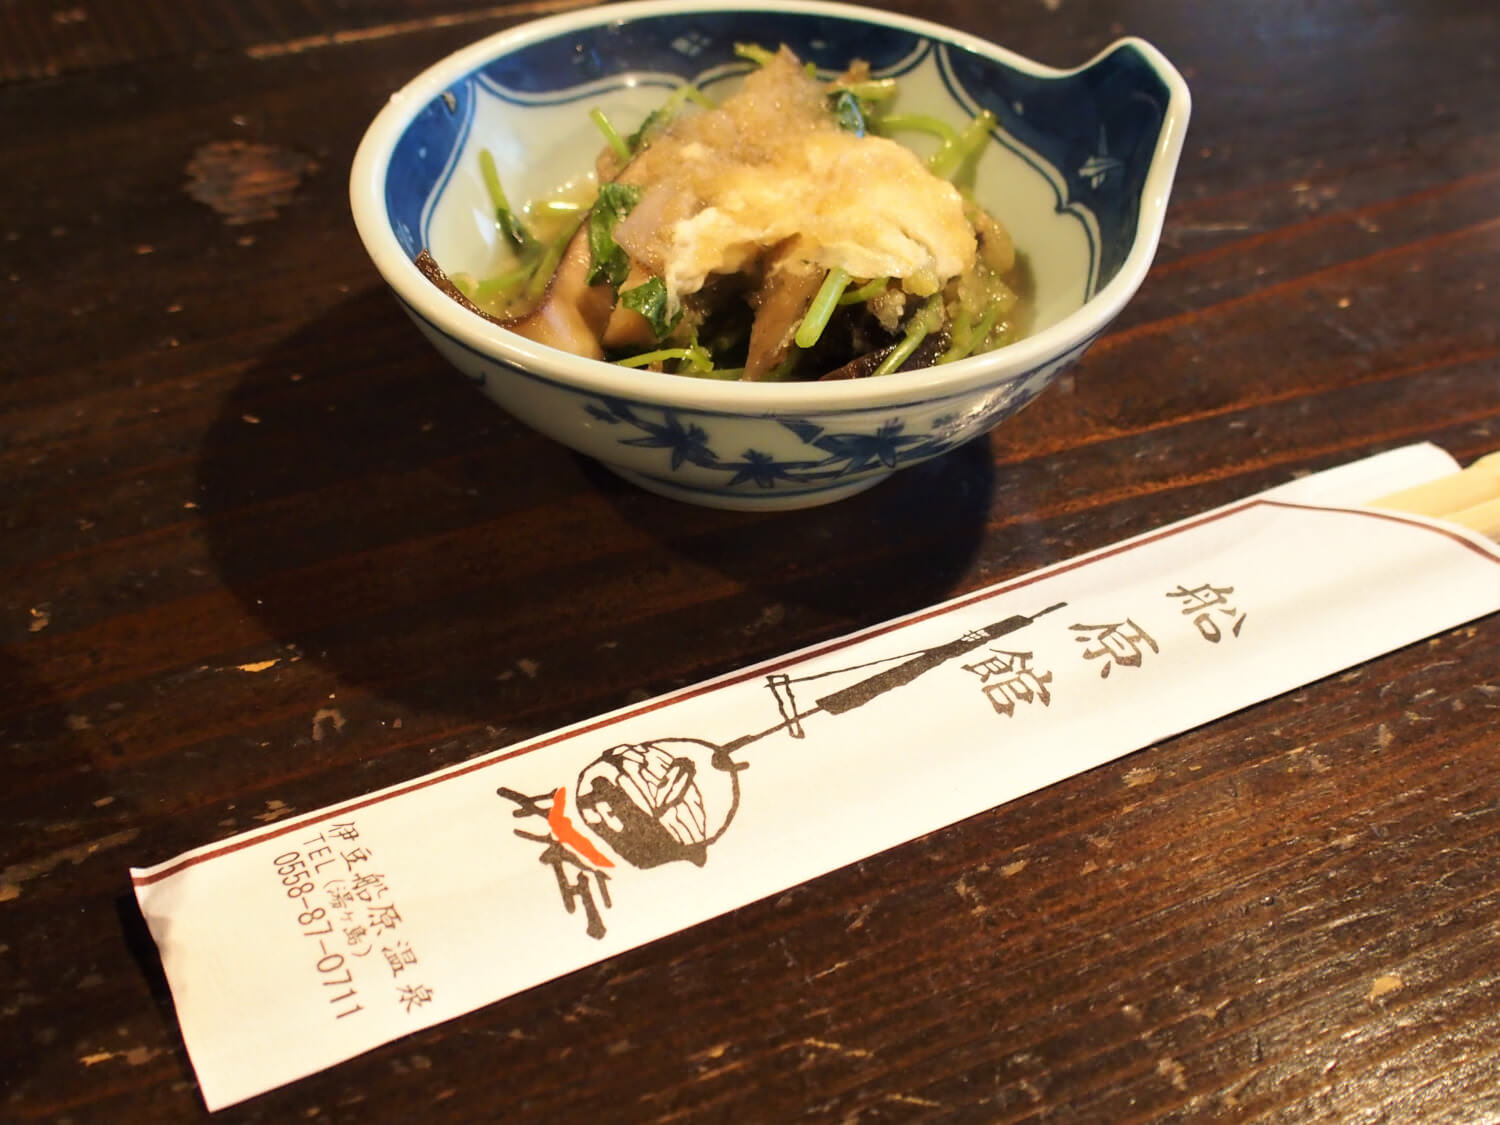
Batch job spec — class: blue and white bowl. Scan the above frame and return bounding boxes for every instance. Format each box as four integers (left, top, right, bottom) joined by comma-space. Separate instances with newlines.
351, 0, 1189, 510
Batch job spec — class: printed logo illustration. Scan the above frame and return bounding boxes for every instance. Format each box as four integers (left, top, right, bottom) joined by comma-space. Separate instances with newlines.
498, 602, 1066, 939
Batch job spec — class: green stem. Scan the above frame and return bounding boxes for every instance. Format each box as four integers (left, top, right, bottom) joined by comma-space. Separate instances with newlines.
478, 148, 512, 217
683, 366, 745, 380
943, 302, 1003, 363
873, 296, 943, 376
830, 78, 897, 102
968, 303, 1004, 353
929, 110, 997, 180
795, 267, 851, 349
734, 43, 776, 66
478, 148, 535, 251
874, 113, 958, 145
589, 107, 631, 164
616, 348, 692, 368
616, 345, 715, 373
471, 262, 534, 302
838, 276, 889, 305
939, 306, 974, 364
523, 216, 583, 302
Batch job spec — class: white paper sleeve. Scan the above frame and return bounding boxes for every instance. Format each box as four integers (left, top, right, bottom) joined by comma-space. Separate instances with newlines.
130, 443, 1500, 1110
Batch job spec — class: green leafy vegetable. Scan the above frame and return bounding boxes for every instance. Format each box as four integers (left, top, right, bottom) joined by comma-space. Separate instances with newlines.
619, 275, 682, 338
586, 181, 643, 289
433, 45, 1027, 380
628, 83, 714, 152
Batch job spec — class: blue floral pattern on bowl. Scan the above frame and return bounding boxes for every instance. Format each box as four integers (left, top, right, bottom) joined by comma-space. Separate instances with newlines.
580, 335, 1091, 490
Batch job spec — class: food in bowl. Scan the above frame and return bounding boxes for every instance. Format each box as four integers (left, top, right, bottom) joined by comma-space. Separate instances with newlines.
417, 45, 1029, 382
350, 0, 1190, 510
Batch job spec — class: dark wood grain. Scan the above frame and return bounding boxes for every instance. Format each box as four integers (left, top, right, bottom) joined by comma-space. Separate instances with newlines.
0, 0, 596, 81
3, 0, 1499, 1121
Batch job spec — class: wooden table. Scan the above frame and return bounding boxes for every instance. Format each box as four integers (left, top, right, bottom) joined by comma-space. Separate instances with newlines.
4, 0, 1499, 1120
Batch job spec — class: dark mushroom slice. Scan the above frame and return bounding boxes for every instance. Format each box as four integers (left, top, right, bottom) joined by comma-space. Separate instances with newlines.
818, 331, 951, 381
414, 232, 618, 361
414, 249, 505, 326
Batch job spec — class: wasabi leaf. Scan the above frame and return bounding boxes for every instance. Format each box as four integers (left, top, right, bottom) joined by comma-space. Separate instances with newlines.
587, 181, 643, 289
619, 275, 681, 338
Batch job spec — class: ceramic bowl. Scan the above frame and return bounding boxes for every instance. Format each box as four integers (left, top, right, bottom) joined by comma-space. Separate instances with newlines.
350, 0, 1189, 510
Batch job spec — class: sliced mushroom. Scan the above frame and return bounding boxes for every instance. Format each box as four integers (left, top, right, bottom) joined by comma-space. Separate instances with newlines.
600, 262, 660, 352
816, 347, 889, 382
501, 224, 618, 360
742, 248, 824, 381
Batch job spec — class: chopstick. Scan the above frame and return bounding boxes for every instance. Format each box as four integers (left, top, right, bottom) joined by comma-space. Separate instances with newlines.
1368, 450, 1500, 542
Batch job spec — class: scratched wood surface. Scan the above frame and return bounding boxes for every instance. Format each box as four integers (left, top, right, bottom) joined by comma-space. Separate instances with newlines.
3, 0, 1500, 1120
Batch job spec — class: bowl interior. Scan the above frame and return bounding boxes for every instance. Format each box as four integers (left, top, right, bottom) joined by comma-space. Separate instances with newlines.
380, 6, 1180, 348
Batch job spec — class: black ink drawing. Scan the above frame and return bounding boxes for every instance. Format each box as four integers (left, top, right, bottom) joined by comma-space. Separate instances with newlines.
498, 602, 1065, 939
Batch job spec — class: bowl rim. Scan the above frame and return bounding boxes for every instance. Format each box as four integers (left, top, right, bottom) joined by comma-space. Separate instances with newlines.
350, 0, 1191, 411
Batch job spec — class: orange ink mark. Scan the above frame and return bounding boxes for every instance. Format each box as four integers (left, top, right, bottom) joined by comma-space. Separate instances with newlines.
547, 786, 613, 868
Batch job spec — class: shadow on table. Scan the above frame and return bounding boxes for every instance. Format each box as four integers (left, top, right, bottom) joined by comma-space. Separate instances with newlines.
194, 289, 996, 722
